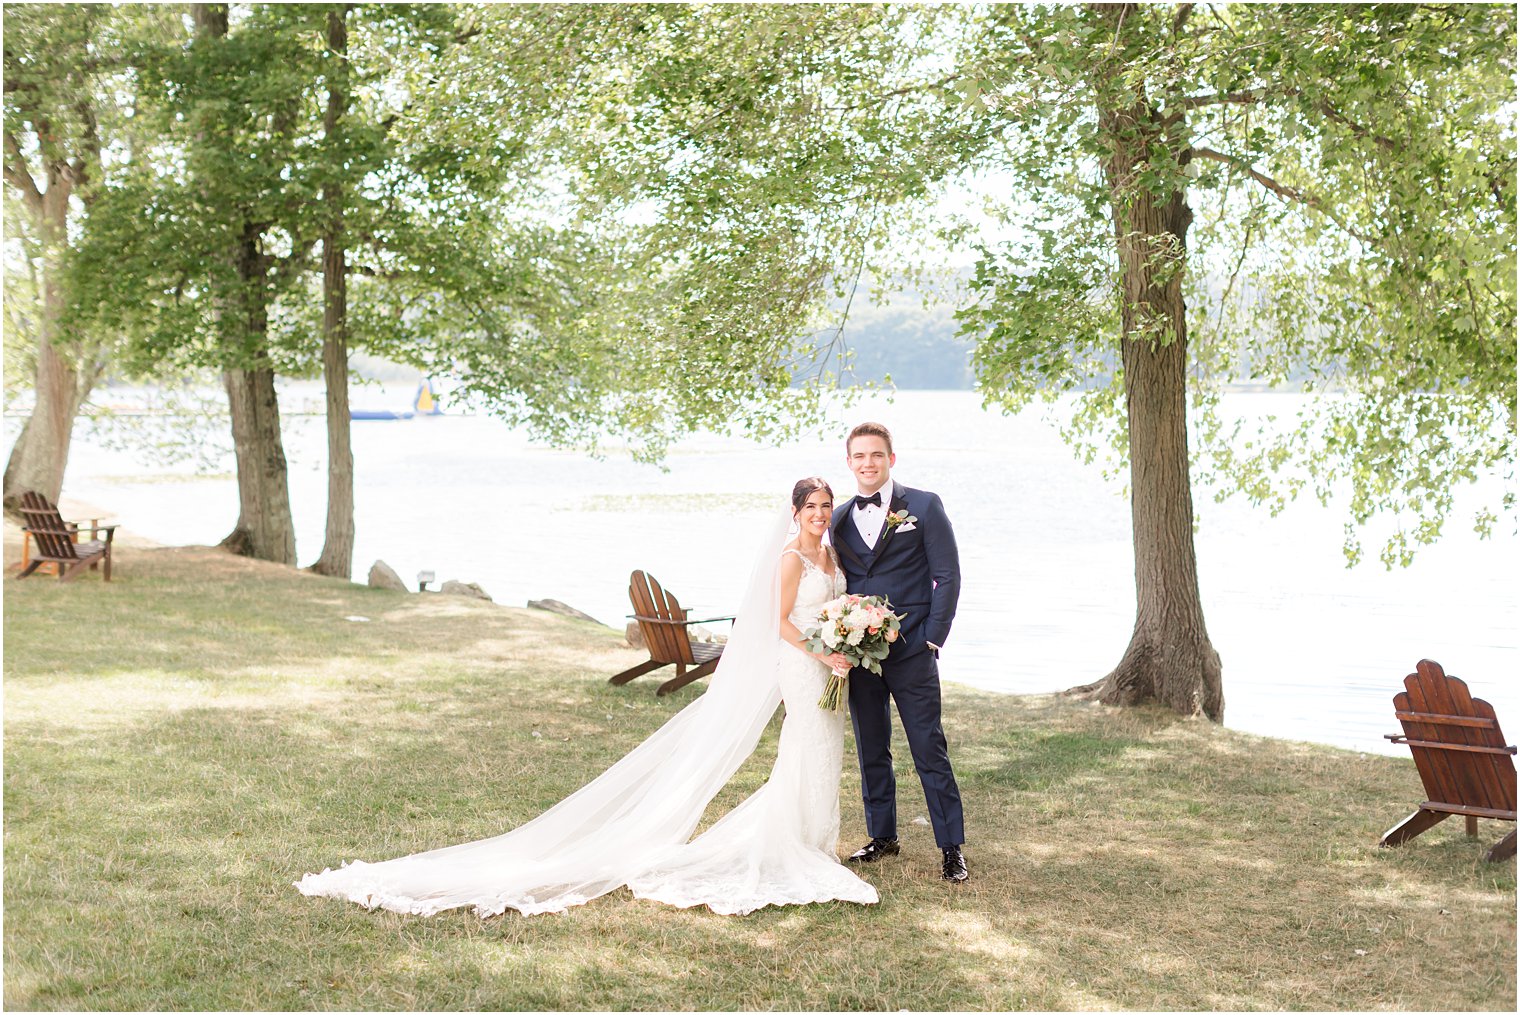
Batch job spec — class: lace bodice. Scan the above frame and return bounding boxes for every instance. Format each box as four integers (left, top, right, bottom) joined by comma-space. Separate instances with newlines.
785, 547, 848, 629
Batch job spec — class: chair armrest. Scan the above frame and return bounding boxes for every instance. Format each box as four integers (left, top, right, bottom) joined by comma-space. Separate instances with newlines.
1386, 733, 1517, 755
629, 613, 734, 628
629, 613, 699, 627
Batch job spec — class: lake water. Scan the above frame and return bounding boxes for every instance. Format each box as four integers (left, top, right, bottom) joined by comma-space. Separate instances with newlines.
19, 386, 1517, 757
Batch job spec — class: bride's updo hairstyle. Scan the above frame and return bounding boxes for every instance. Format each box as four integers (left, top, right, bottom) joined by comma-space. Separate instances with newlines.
791, 477, 833, 515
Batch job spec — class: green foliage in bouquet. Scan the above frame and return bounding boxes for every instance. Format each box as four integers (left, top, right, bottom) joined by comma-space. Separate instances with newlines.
802, 594, 904, 711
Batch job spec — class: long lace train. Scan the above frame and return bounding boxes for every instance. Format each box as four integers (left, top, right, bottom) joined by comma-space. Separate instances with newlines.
295, 521, 876, 917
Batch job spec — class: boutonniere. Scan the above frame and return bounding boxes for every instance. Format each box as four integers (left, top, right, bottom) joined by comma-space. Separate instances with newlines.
885, 509, 918, 533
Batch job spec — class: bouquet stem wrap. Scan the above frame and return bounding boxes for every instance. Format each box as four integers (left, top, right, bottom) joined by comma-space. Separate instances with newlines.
818, 668, 849, 712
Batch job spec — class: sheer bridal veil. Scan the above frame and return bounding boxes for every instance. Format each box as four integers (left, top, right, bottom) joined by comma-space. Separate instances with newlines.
296, 510, 794, 917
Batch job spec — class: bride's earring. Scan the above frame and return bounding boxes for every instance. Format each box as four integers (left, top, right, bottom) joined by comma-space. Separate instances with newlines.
788, 514, 801, 535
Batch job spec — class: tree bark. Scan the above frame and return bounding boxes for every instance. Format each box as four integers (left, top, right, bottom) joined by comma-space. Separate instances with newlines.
2, 135, 95, 512
220, 361, 295, 564
218, 225, 296, 565
1071, 2, 1224, 721
3, 416, 32, 504
311, 6, 354, 578
4, 322, 82, 509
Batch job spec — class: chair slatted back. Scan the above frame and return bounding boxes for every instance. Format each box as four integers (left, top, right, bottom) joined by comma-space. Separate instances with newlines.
19, 491, 80, 561
1393, 660, 1516, 816
628, 571, 695, 666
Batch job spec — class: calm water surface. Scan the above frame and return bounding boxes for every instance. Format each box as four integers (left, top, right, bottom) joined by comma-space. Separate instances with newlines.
23, 387, 1517, 756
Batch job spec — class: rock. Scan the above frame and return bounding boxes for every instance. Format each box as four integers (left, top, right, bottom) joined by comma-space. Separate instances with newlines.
367, 560, 407, 591
441, 580, 492, 601
624, 620, 725, 649
689, 626, 729, 646
528, 599, 603, 624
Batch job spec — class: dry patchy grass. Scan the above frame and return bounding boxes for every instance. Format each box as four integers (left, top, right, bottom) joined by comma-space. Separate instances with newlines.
3, 528, 1514, 1010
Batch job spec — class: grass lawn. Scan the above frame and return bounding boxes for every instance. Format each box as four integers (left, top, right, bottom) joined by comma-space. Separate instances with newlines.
4, 527, 1515, 1011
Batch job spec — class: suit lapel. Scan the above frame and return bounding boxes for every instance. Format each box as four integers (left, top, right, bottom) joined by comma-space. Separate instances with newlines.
832, 505, 865, 570
871, 482, 909, 556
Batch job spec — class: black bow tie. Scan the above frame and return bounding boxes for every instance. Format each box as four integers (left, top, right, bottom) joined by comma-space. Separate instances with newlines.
854, 492, 882, 509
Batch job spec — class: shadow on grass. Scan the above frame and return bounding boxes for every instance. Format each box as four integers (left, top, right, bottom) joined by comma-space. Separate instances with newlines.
7, 678, 1515, 1011
5, 543, 1514, 1010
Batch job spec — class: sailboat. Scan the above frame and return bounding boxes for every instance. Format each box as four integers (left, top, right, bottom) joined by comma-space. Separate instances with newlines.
351, 379, 443, 421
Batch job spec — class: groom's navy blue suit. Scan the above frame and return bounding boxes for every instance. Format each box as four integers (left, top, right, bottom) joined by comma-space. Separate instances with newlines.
832, 480, 964, 848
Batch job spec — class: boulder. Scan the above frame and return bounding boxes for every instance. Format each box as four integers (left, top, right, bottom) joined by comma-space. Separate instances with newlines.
690, 626, 729, 646
441, 580, 492, 601
367, 560, 407, 592
528, 598, 603, 625
625, 621, 645, 650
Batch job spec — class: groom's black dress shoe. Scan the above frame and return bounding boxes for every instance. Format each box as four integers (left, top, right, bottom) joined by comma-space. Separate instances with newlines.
941, 846, 968, 882
846, 837, 900, 863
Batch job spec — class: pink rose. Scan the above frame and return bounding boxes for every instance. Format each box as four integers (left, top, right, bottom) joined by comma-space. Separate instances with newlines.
884, 627, 899, 642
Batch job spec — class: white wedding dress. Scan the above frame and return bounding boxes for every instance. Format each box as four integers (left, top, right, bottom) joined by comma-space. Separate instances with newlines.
628, 549, 878, 914
296, 515, 877, 917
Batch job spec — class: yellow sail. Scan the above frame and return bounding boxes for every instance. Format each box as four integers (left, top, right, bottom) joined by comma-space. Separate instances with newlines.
414, 378, 441, 415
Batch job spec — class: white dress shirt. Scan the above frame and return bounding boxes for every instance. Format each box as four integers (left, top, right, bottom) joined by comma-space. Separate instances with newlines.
852, 488, 888, 548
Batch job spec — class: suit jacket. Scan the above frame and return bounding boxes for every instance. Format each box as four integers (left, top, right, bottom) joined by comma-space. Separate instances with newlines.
831, 480, 960, 659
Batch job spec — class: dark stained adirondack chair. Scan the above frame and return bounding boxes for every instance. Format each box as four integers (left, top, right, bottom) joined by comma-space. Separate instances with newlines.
15, 491, 116, 583
610, 570, 734, 696
1380, 659, 1516, 863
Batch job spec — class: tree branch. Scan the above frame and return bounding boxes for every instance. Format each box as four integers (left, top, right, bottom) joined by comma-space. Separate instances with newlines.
1187, 89, 1265, 110
830, 71, 962, 114
3, 129, 45, 214
269, 237, 319, 289
72, 92, 104, 186
1162, 89, 1263, 127
1171, 3, 1195, 36
1166, 85, 1401, 154
1190, 145, 1377, 245
1312, 97, 1399, 154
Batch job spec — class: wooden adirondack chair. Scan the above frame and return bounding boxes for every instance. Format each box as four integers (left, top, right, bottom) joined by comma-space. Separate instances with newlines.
15, 491, 116, 582
611, 570, 734, 696
1380, 659, 1516, 863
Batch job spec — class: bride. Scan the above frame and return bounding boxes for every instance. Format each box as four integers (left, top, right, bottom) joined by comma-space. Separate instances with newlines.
297, 477, 879, 917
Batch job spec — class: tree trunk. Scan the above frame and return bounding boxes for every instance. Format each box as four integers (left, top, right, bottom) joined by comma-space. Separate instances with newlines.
192, 2, 296, 565
220, 359, 295, 564
218, 228, 296, 565
1071, 2, 1224, 721
3, 416, 32, 506
311, 7, 354, 578
4, 337, 82, 510
2, 164, 92, 512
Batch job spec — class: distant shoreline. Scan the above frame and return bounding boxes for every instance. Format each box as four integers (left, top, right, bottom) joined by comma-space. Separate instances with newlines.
2, 382, 1349, 421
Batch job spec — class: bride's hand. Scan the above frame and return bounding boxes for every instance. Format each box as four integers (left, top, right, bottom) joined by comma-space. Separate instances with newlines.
821, 652, 852, 673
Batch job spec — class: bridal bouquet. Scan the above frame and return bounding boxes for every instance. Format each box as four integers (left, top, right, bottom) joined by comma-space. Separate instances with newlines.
802, 594, 904, 712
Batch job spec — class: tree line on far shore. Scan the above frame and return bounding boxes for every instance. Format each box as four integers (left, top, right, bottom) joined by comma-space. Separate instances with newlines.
5, 3, 1513, 722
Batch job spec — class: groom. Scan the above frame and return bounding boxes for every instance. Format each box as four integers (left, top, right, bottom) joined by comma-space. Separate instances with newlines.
832, 422, 967, 882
